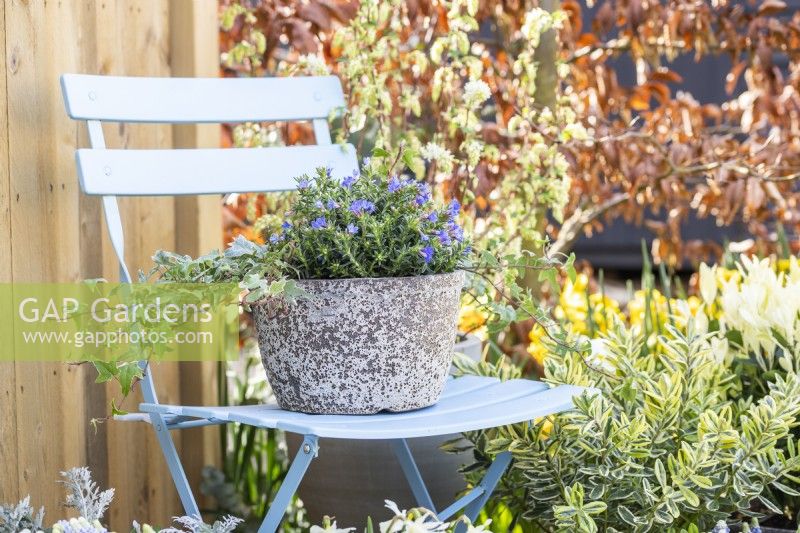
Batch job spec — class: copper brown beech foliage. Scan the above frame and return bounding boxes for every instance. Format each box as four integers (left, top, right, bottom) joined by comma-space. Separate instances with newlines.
219, 0, 800, 267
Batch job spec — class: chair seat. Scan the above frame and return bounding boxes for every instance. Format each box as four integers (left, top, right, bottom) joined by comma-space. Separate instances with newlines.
139, 376, 585, 439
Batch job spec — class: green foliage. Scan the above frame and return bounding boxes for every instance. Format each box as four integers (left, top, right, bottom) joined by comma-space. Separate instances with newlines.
467, 323, 800, 532
272, 158, 470, 278
152, 153, 469, 288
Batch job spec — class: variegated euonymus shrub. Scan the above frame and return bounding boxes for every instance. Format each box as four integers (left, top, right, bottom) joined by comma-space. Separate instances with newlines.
468, 323, 800, 533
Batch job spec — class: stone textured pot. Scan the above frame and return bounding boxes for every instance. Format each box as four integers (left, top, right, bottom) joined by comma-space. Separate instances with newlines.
287, 334, 485, 527
252, 271, 464, 414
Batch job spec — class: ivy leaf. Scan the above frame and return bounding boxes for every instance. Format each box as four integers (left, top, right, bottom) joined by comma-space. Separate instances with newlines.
93, 361, 117, 383
565, 253, 577, 283
538, 267, 559, 295
225, 235, 262, 258
111, 398, 128, 417
117, 362, 142, 397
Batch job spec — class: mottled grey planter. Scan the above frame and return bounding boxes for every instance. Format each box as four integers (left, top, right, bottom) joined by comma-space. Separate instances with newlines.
252, 271, 464, 414
287, 334, 485, 527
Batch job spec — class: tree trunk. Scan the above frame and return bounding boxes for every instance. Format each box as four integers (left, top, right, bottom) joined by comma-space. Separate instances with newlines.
521, 0, 560, 293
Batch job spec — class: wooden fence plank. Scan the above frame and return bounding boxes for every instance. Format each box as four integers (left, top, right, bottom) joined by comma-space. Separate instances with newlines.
5, 0, 87, 517
0, 0, 20, 507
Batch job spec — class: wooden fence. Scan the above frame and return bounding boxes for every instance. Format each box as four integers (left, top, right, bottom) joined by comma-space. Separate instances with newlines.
0, 1, 222, 528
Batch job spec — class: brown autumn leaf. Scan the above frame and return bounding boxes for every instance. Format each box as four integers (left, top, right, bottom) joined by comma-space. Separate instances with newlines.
650, 69, 683, 84
758, 0, 787, 16
288, 19, 319, 53
646, 82, 671, 104
296, 3, 332, 30
629, 87, 651, 111
594, 1, 614, 34
575, 33, 597, 49
316, 0, 358, 24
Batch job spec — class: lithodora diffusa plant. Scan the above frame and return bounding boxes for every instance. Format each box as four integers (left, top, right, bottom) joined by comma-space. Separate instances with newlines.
267, 155, 470, 279
151, 152, 471, 296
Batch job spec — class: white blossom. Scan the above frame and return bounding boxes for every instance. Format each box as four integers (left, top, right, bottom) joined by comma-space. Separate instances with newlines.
463, 79, 491, 108
297, 54, 331, 76
698, 263, 718, 305
420, 142, 456, 174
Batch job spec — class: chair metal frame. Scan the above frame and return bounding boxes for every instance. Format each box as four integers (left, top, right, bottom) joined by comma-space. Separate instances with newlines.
62, 73, 581, 533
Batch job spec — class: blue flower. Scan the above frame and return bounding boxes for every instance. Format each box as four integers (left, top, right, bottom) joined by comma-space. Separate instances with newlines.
349, 199, 376, 215
420, 233, 430, 242
447, 199, 460, 219
448, 221, 465, 242
346, 223, 359, 235
420, 245, 434, 264
425, 212, 438, 223
311, 216, 327, 230
462, 244, 472, 256
326, 166, 333, 178
415, 183, 432, 206
326, 199, 339, 209
281, 221, 293, 231
342, 174, 357, 189
315, 200, 324, 209
269, 233, 282, 244
362, 157, 371, 167
388, 176, 404, 192
436, 230, 451, 246
298, 178, 310, 189
711, 521, 730, 533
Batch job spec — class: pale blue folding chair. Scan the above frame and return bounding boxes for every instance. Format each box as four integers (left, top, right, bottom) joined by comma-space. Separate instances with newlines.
61, 73, 585, 532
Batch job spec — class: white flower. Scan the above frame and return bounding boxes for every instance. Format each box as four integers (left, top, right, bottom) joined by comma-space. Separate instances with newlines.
521, 7, 553, 47
420, 142, 455, 173
379, 501, 447, 533
587, 338, 616, 374
717, 255, 800, 360
297, 54, 331, 76
698, 263, 717, 305
707, 334, 729, 364
560, 123, 588, 142
420, 142, 453, 162
463, 79, 491, 108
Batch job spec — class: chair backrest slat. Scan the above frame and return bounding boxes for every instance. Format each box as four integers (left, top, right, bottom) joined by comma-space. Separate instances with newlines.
61, 74, 345, 123
77, 145, 357, 196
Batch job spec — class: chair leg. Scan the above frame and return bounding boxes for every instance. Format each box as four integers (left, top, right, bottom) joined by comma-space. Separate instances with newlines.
148, 412, 200, 518
390, 439, 436, 513
258, 434, 319, 533
455, 451, 512, 532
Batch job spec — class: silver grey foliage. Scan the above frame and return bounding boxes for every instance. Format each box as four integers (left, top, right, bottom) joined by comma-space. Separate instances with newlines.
161, 515, 243, 533
0, 496, 44, 533
60, 467, 115, 522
